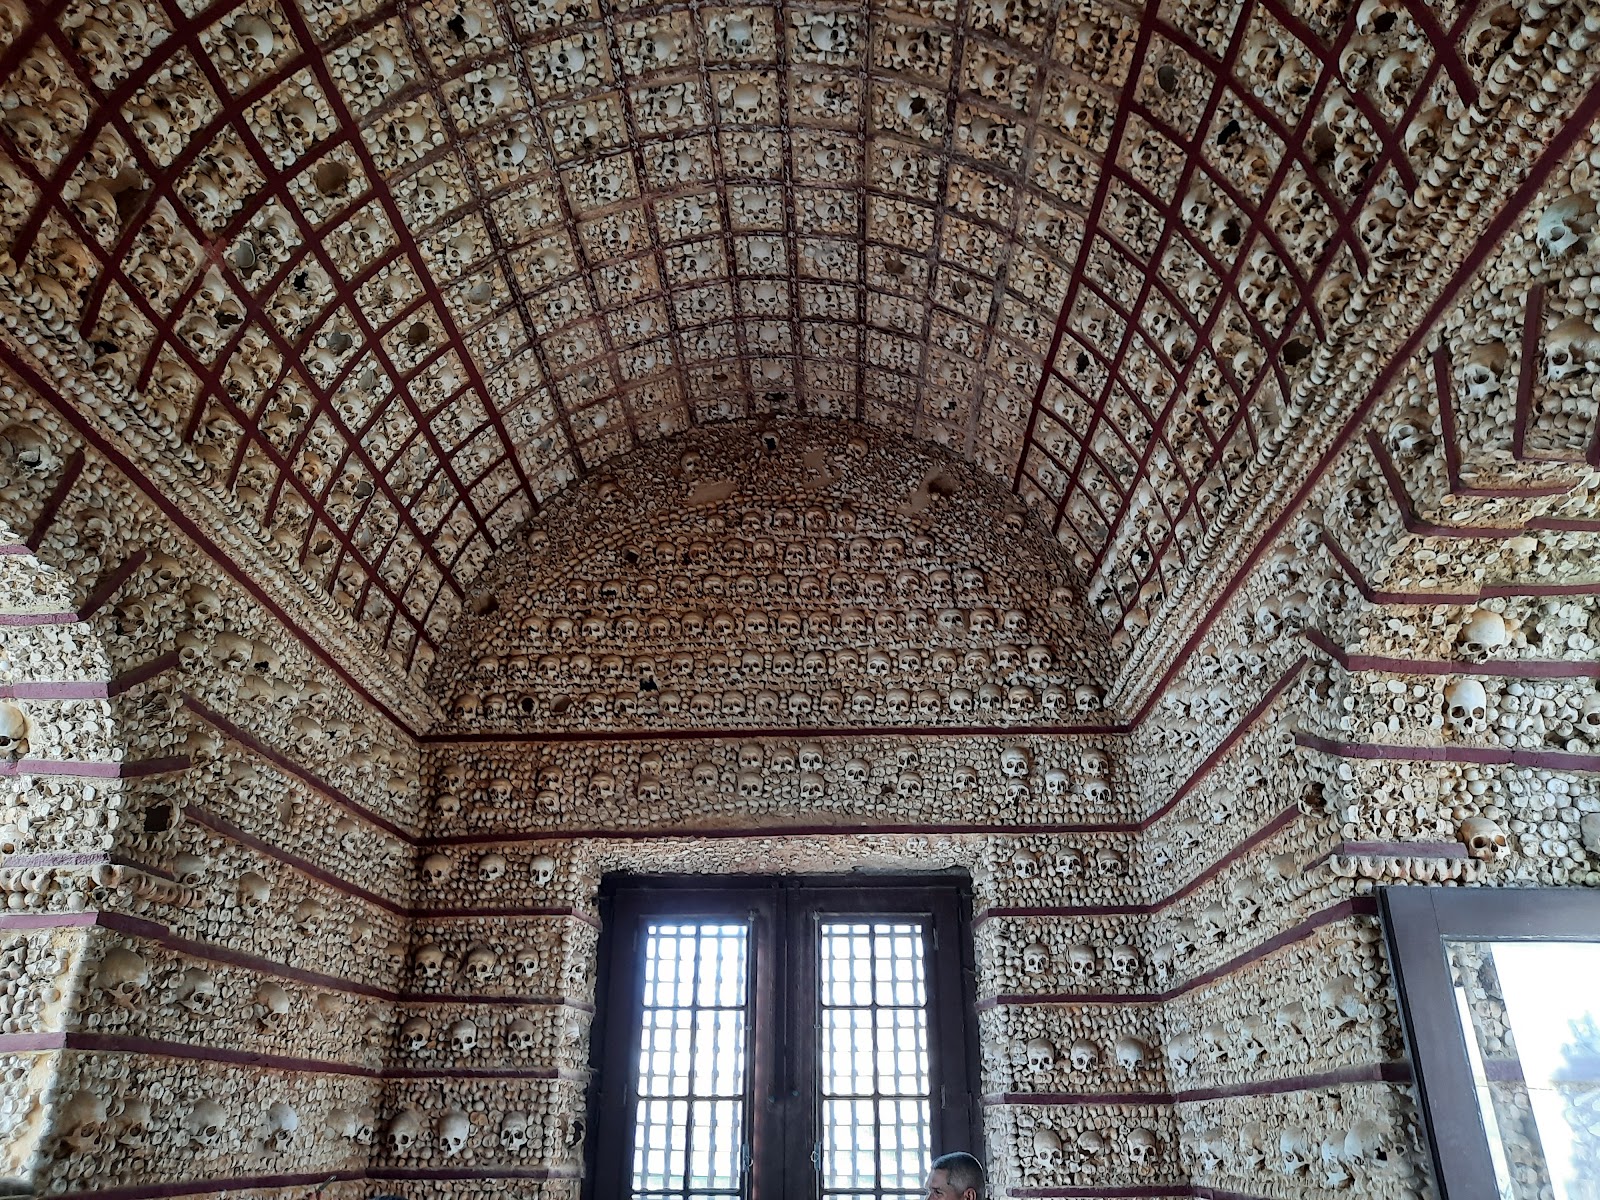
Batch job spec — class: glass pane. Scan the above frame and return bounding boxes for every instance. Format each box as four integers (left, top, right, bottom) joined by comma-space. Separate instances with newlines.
631, 922, 750, 1200
1445, 939, 1600, 1200
819, 920, 933, 1200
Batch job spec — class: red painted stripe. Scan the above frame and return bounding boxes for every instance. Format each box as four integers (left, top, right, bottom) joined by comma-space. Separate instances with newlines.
0, 755, 188, 779
1303, 626, 1600, 679
1296, 730, 1600, 771
24, 449, 85, 553
986, 1061, 1410, 1107
978, 897, 1380, 1007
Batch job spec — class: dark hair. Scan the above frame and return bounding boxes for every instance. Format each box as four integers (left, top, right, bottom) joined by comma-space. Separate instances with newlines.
932, 1151, 985, 1195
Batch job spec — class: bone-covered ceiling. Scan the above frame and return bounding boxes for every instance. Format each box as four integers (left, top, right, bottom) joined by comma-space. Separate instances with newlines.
0, 0, 1564, 681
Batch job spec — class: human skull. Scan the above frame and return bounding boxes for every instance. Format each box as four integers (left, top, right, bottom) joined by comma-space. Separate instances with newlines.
1012, 848, 1040, 878
1463, 341, 1507, 399
421, 853, 453, 885
1580, 812, 1600, 856
412, 943, 445, 982
438, 1110, 472, 1157
1001, 747, 1032, 778
1021, 941, 1050, 974
1127, 1126, 1159, 1166
264, 1101, 299, 1152
530, 854, 557, 886
1110, 944, 1141, 976
506, 1017, 537, 1051
254, 981, 291, 1031
1114, 1036, 1150, 1072
1067, 944, 1097, 979
1024, 1037, 1055, 1073
1068, 1038, 1099, 1071
463, 944, 498, 984
1536, 192, 1596, 261
1031, 1126, 1063, 1170
500, 1110, 530, 1152
844, 758, 870, 786
175, 967, 218, 1015
798, 743, 825, 771
1457, 609, 1509, 660
185, 1098, 228, 1152
95, 947, 150, 1010
57, 1090, 108, 1155
0, 702, 32, 759
1458, 815, 1508, 861
448, 1019, 478, 1054
1444, 678, 1488, 734
399, 1016, 432, 1053
386, 1108, 423, 1154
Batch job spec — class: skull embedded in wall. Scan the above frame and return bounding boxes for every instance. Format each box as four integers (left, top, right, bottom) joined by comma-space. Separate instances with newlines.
95, 947, 150, 1010
1457, 609, 1510, 660
1579, 812, 1600, 857
184, 1098, 228, 1153
116, 1098, 154, 1155
399, 1016, 432, 1053
438, 1110, 472, 1157
530, 854, 557, 886
1068, 1038, 1099, 1071
463, 944, 499, 984
1114, 1036, 1150, 1072
1126, 1126, 1159, 1167
264, 1102, 299, 1152
387, 1108, 423, 1155
1067, 944, 1097, 980
1021, 941, 1050, 975
254, 981, 291, 1031
1444, 678, 1489, 735
1024, 1037, 1055, 1073
0, 702, 30, 760
448, 1018, 479, 1054
412, 942, 445, 982
1458, 815, 1508, 861
1011, 848, 1040, 879
506, 1017, 537, 1052
1109, 944, 1141, 977
1000, 747, 1032, 778
237, 871, 272, 914
56, 1090, 109, 1156
1031, 1126, 1063, 1171
1463, 341, 1507, 400
500, 1111, 531, 1153
174, 966, 218, 1016
478, 852, 507, 883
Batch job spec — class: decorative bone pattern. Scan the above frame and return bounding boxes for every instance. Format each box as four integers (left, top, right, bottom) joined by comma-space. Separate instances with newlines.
0, 3, 1597, 1200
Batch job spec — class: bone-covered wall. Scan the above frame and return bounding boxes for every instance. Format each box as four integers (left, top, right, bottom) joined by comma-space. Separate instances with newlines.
0, 378, 424, 1198
0, 0, 1598, 1196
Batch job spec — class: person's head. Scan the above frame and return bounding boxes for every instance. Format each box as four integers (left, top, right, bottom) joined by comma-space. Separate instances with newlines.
926, 1151, 984, 1200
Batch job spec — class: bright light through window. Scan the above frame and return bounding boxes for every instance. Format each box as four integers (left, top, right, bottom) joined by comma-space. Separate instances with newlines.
630, 922, 750, 1199
818, 921, 933, 1199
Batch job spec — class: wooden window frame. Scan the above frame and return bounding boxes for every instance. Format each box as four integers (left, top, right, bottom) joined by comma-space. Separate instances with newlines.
586, 873, 982, 1200
1380, 885, 1600, 1200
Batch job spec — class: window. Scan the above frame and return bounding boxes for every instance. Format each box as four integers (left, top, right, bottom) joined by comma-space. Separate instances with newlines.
1382, 887, 1600, 1200
588, 876, 980, 1200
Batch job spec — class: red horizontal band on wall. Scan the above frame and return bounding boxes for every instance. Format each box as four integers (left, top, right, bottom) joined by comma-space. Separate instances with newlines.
977, 897, 1381, 1009
1297, 730, 1600, 772
985, 1060, 1412, 1108
0, 755, 188, 778
1303, 626, 1600, 679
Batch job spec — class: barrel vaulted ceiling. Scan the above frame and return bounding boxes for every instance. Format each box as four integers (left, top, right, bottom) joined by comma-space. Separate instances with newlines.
0, 0, 1590, 683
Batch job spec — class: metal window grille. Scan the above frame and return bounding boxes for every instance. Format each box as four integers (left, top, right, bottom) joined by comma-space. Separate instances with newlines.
818, 920, 933, 1200
629, 922, 751, 1200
